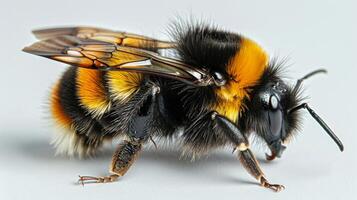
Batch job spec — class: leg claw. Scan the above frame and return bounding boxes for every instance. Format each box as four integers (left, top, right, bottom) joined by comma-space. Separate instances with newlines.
265, 183, 285, 192
78, 174, 119, 185
260, 176, 285, 192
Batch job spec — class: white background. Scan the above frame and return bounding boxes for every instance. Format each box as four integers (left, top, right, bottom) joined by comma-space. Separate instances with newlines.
0, 0, 356, 199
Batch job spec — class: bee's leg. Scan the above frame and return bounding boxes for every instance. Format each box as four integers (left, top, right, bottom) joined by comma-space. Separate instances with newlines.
78, 140, 142, 184
79, 84, 160, 185
238, 149, 285, 192
213, 113, 285, 192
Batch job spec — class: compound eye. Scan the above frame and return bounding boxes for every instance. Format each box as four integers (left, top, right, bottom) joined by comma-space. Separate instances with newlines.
212, 72, 226, 86
270, 95, 279, 110
268, 108, 283, 137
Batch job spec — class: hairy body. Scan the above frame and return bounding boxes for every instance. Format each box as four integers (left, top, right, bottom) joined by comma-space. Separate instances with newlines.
23, 23, 343, 192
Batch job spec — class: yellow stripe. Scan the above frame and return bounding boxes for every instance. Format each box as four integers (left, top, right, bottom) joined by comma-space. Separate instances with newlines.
50, 81, 73, 128
106, 71, 143, 103
76, 68, 111, 117
214, 37, 269, 122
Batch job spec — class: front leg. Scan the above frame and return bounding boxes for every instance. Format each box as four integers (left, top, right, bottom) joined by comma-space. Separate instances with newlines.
213, 113, 285, 192
239, 149, 285, 192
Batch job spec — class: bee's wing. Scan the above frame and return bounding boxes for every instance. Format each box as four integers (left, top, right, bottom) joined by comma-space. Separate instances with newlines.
32, 27, 175, 49
23, 36, 213, 86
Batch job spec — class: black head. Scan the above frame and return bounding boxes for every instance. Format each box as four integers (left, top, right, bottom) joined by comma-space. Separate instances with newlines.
241, 62, 344, 160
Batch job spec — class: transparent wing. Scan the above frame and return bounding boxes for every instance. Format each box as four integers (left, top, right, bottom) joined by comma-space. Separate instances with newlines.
23, 36, 213, 86
32, 26, 175, 49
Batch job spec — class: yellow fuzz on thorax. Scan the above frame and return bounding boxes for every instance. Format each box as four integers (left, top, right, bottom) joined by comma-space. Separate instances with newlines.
213, 37, 269, 122
107, 71, 143, 103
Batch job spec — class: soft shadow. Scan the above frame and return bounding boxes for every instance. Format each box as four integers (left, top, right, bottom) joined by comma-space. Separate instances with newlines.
16, 137, 62, 160
11, 134, 270, 185
13, 134, 113, 161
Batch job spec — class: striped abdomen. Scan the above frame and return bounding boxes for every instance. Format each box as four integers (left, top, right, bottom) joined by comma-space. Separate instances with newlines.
50, 67, 143, 157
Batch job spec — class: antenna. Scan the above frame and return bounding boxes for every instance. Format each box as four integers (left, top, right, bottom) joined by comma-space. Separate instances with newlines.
289, 103, 344, 151
292, 69, 327, 94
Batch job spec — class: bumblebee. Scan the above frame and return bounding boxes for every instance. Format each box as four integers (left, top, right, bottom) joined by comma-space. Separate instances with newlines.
23, 22, 344, 192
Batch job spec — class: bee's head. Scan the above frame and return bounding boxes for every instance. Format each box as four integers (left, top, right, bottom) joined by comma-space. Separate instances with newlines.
252, 79, 298, 160
240, 62, 343, 160
242, 67, 299, 160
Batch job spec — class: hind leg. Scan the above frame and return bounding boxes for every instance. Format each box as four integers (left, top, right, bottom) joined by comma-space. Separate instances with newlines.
78, 139, 142, 184
79, 83, 160, 184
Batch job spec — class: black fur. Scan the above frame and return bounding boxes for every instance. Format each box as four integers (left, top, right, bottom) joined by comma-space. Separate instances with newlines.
171, 22, 241, 73
182, 111, 227, 155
